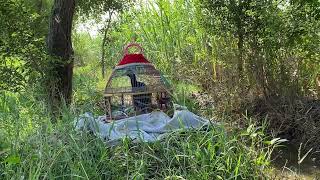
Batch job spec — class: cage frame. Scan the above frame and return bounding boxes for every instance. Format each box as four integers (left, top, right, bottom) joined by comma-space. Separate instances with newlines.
103, 43, 172, 122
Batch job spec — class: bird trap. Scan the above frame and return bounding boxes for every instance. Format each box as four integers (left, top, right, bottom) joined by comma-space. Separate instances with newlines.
104, 43, 172, 121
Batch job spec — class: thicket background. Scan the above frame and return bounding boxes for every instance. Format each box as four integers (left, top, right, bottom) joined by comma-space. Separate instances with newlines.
1, 0, 320, 179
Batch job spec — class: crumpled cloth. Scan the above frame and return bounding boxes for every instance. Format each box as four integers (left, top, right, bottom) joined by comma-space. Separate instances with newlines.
74, 105, 214, 143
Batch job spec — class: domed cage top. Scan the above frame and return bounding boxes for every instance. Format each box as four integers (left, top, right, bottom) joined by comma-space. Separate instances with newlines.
104, 43, 172, 121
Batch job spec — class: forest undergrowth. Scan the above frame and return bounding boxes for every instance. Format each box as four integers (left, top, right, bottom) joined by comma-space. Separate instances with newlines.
0, 67, 284, 179
1, 0, 320, 179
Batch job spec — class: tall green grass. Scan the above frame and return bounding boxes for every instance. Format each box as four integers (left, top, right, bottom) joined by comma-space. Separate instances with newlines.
0, 82, 281, 179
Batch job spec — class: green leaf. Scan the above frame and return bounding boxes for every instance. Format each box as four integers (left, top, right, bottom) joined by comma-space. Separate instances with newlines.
4, 155, 21, 165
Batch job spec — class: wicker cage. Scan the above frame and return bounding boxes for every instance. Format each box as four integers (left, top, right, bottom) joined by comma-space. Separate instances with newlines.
104, 43, 172, 121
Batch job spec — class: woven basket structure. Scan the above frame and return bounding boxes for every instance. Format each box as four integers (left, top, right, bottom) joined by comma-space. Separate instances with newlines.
104, 43, 172, 121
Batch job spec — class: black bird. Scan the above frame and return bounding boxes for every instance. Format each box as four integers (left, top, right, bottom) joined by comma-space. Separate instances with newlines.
127, 73, 152, 113
127, 73, 146, 90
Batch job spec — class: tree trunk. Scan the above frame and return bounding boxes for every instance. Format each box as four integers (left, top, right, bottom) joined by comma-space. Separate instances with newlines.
230, 0, 248, 80
47, 0, 75, 110
235, 1, 244, 79
237, 32, 244, 78
101, 11, 113, 78
101, 29, 107, 78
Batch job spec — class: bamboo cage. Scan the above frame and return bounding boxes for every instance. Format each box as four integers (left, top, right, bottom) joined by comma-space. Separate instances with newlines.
104, 43, 172, 121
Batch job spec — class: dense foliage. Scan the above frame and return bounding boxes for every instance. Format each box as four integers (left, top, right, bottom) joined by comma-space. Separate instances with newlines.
201, 0, 320, 97
1, 0, 320, 178
0, 0, 50, 91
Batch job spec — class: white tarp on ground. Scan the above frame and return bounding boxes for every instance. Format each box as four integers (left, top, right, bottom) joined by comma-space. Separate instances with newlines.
74, 105, 212, 143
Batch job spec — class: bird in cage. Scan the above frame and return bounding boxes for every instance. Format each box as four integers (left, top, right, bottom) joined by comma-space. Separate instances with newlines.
127, 72, 152, 113
104, 42, 173, 121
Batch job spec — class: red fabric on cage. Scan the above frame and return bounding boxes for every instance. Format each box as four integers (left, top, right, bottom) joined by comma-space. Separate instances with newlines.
117, 54, 150, 66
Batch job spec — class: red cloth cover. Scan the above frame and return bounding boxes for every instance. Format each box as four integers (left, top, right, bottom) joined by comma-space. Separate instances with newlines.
117, 54, 150, 66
